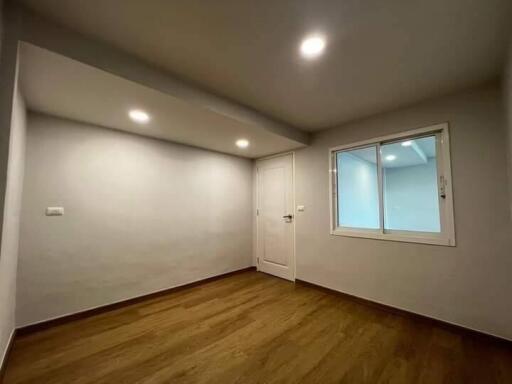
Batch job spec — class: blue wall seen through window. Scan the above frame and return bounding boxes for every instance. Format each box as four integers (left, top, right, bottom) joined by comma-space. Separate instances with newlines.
337, 147, 380, 229
336, 136, 441, 233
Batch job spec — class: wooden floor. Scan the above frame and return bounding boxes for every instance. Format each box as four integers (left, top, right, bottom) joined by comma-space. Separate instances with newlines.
4, 271, 512, 384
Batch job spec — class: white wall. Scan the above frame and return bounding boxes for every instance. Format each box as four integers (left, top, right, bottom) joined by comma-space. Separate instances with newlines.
17, 113, 253, 326
383, 159, 440, 232
295, 84, 512, 340
0, 82, 26, 366
337, 152, 379, 228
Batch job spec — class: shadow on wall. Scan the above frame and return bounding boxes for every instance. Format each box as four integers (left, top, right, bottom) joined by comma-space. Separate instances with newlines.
507, 40, 512, 218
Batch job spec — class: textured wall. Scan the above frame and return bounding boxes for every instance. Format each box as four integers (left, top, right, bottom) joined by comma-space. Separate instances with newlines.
295, 84, 512, 340
17, 113, 253, 326
0, 83, 26, 366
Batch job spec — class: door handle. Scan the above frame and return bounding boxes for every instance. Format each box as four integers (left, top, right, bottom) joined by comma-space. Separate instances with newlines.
282, 214, 293, 221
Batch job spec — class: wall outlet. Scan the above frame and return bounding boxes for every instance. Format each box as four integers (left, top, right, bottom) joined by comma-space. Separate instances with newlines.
46, 207, 64, 216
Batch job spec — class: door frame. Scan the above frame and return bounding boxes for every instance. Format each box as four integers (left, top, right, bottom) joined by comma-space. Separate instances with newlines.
255, 151, 296, 281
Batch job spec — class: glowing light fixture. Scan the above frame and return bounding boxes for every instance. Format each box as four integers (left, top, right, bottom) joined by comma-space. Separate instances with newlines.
129, 109, 150, 124
300, 35, 326, 59
236, 139, 250, 148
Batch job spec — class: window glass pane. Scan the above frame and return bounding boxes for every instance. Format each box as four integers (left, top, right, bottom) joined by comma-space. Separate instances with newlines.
381, 136, 441, 233
337, 146, 380, 229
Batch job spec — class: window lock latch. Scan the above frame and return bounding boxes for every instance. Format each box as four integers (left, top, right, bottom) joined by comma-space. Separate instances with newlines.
439, 176, 447, 199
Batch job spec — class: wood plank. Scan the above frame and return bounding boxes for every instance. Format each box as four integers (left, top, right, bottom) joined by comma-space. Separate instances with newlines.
3, 271, 512, 384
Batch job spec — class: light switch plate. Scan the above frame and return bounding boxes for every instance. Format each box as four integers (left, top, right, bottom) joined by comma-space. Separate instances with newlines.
46, 207, 64, 216
297, 205, 305, 212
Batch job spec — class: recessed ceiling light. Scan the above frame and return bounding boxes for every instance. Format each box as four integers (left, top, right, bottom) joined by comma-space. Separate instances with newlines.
236, 139, 250, 148
300, 35, 326, 59
129, 109, 150, 124
401, 140, 413, 147
385, 155, 396, 161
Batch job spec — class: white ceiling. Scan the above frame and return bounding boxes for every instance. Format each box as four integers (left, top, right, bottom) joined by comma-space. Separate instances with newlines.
16, 0, 512, 131
346, 136, 436, 168
19, 43, 306, 158
381, 137, 436, 169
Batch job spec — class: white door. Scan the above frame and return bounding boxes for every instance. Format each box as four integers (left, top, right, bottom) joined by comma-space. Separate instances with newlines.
256, 153, 295, 281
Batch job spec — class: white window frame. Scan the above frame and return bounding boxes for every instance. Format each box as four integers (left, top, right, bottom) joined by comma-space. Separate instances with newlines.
329, 122, 455, 246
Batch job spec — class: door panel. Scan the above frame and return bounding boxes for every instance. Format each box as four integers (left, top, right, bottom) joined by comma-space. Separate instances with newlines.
257, 154, 294, 281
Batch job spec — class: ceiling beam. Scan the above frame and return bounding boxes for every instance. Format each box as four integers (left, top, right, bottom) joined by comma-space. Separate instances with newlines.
410, 141, 427, 163
17, 7, 310, 146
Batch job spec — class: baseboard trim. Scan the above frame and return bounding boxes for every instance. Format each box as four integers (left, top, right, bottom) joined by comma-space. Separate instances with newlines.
295, 278, 512, 345
0, 329, 16, 383
17, 266, 256, 336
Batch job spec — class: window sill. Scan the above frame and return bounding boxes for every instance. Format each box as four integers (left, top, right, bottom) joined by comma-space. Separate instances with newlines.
330, 228, 456, 247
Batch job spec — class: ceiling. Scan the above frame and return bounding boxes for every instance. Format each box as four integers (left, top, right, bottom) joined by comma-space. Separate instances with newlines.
346, 136, 436, 168
19, 43, 305, 158
381, 137, 436, 169
16, 0, 512, 131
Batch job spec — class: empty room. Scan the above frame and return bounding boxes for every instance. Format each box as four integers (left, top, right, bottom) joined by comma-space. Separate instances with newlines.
1, 0, 512, 383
